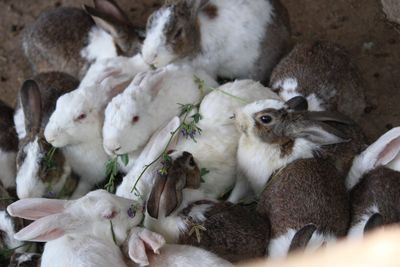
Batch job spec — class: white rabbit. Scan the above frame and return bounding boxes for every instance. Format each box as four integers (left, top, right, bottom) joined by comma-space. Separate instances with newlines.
116, 80, 280, 201
142, 0, 291, 84
102, 64, 218, 161
8, 190, 232, 267
44, 55, 149, 190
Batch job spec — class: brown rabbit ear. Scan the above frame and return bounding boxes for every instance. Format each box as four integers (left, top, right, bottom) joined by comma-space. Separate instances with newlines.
305, 111, 354, 125
93, 0, 131, 25
288, 224, 317, 253
285, 96, 308, 111
147, 175, 167, 219
163, 175, 181, 217
84, 5, 126, 36
287, 121, 351, 146
20, 80, 42, 137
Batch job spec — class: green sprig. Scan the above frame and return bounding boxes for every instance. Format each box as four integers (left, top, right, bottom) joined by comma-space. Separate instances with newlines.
105, 154, 129, 193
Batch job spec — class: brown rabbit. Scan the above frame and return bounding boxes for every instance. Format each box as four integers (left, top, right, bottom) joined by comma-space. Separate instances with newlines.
347, 127, 400, 237
270, 41, 366, 121
232, 96, 367, 202
145, 151, 271, 263
14, 73, 80, 199
256, 158, 350, 259
0, 100, 18, 190
23, 0, 143, 78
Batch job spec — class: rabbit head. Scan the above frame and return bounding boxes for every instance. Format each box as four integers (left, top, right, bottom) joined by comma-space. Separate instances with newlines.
84, 0, 143, 57
147, 151, 201, 219
8, 189, 143, 245
236, 96, 353, 148
142, 0, 210, 67
103, 66, 196, 156
15, 80, 72, 199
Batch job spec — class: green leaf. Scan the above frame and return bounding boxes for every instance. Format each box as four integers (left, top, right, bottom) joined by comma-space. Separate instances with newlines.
119, 154, 129, 166
109, 220, 118, 245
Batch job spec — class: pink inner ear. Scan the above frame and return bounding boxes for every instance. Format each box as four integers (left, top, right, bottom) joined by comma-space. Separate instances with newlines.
7, 199, 67, 220
128, 235, 150, 266
108, 80, 132, 99
30, 228, 65, 242
376, 137, 400, 167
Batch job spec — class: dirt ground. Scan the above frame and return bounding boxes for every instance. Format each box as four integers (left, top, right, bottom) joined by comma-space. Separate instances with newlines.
0, 0, 399, 140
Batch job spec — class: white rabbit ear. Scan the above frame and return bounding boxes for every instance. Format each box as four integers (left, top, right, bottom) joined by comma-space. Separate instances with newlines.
128, 233, 150, 266
139, 117, 181, 164
346, 127, 400, 190
139, 69, 167, 99
375, 128, 400, 169
14, 213, 69, 242
138, 229, 165, 254
7, 198, 68, 220
127, 228, 166, 266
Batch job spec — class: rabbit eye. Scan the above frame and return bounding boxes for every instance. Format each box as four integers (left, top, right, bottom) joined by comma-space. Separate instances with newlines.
174, 28, 183, 40
132, 116, 140, 124
127, 206, 136, 218
189, 157, 196, 167
75, 113, 86, 121
260, 115, 273, 124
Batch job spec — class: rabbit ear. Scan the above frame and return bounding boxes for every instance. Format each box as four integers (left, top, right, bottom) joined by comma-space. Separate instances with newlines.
20, 80, 42, 137
288, 224, 317, 253
128, 228, 165, 265
147, 175, 167, 219
375, 128, 400, 169
138, 68, 168, 100
139, 117, 180, 165
7, 198, 68, 220
187, 0, 210, 18
285, 96, 308, 111
287, 122, 351, 146
93, 0, 131, 25
14, 213, 69, 242
305, 111, 354, 125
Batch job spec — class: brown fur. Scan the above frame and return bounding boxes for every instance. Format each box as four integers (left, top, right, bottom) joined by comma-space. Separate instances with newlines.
9, 252, 41, 267
270, 41, 366, 120
256, 0, 292, 84
252, 106, 367, 173
203, 3, 218, 19
179, 202, 271, 263
256, 158, 350, 238
350, 167, 400, 228
16, 72, 78, 193
0, 100, 18, 152
22, 7, 95, 78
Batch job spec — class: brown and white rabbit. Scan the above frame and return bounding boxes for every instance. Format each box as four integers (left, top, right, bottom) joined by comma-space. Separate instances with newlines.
230, 96, 367, 202
23, 0, 143, 78
145, 151, 271, 263
0, 100, 18, 190
142, 0, 291, 84
256, 158, 350, 259
270, 41, 366, 120
347, 127, 400, 238
13, 73, 80, 199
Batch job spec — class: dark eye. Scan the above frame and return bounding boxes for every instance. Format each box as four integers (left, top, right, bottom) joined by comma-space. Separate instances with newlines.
260, 115, 272, 124
127, 206, 136, 218
76, 113, 86, 121
189, 156, 196, 167
132, 116, 140, 124
174, 28, 183, 39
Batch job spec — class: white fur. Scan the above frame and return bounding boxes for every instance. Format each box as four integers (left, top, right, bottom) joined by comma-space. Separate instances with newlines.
142, 0, 275, 80
13, 107, 26, 139
80, 26, 118, 63
346, 127, 400, 190
0, 149, 16, 189
0, 211, 23, 250
269, 229, 336, 259
348, 205, 380, 239
235, 99, 319, 197
103, 64, 218, 157
273, 78, 325, 111
15, 138, 45, 199
10, 190, 230, 267
44, 55, 149, 188
17, 253, 40, 265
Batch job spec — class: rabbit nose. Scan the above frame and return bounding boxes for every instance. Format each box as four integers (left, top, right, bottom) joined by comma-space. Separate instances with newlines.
114, 146, 122, 153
